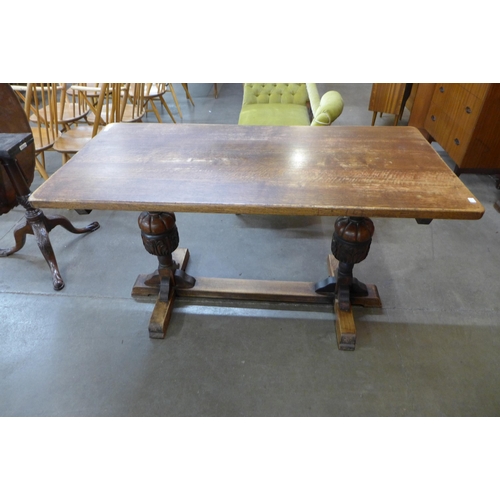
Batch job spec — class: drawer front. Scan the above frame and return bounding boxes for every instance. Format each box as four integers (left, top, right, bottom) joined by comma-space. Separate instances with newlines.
431, 83, 482, 130
460, 83, 489, 101
425, 102, 473, 165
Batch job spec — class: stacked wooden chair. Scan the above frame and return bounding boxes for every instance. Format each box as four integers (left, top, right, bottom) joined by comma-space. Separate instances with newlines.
53, 83, 146, 163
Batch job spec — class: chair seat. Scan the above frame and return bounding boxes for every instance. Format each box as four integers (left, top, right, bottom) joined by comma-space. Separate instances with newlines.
57, 102, 89, 124
238, 103, 311, 126
145, 85, 166, 99
52, 125, 102, 153
31, 126, 58, 151
30, 103, 89, 125
85, 104, 144, 125
122, 104, 145, 122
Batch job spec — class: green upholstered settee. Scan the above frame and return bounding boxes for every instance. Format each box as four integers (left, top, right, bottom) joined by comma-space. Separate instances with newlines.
238, 83, 344, 126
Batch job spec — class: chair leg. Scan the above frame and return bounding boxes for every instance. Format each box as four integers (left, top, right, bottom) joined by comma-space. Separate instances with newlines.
168, 84, 183, 119
214, 83, 218, 98
181, 83, 195, 106
147, 99, 163, 123
35, 154, 49, 180
159, 96, 176, 123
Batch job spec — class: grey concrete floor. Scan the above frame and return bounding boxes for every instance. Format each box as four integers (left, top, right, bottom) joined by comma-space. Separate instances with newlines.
1, 83, 500, 416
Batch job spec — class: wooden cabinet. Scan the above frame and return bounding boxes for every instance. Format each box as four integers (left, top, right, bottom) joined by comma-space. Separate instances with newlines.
369, 84, 412, 126
407, 83, 500, 174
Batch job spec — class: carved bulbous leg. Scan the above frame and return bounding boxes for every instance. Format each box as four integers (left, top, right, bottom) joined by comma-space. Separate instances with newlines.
138, 211, 180, 282
138, 211, 195, 290
331, 217, 374, 264
139, 212, 195, 294
137, 211, 195, 338
331, 216, 374, 312
314, 216, 378, 350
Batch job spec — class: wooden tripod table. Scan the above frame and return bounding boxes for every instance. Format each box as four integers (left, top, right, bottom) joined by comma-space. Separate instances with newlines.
30, 123, 484, 350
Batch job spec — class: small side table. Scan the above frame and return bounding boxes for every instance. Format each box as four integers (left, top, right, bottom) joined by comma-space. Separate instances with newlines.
0, 132, 100, 290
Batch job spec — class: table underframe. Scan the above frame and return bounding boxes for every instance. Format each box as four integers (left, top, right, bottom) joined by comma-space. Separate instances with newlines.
131, 211, 382, 351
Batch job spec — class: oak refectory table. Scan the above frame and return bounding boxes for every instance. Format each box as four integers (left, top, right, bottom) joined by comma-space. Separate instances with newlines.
29, 123, 485, 350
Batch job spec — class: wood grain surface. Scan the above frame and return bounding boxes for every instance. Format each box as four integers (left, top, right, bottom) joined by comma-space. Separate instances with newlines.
369, 83, 406, 115
30, 123, 484, 220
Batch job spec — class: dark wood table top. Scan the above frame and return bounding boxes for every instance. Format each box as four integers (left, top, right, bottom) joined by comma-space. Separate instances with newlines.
30, 123, 484, 220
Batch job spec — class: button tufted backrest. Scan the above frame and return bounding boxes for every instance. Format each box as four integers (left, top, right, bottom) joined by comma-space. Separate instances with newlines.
242, 83, 309, 106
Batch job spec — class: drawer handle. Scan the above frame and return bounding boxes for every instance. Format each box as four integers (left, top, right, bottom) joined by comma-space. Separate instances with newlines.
454, 138, 460, 146
439, 86, 445, 93
465, 106, 472, 114
431, 115, 436, 121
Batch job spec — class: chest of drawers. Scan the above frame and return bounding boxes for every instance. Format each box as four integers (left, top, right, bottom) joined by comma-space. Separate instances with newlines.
409, 83, 500, 174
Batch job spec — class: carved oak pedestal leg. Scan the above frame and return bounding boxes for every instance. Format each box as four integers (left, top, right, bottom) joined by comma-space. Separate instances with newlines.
133, 211, 195, 338
315, 216, 381, 351
132, 212, 380, 347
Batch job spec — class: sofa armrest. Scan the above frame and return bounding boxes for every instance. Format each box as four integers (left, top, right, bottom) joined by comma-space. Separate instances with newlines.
310, 90, 344, 126
306, 83, 321, 115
